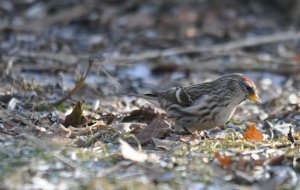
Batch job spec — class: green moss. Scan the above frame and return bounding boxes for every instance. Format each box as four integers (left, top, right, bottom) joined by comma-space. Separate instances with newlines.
34, 84, 41, 92
55, 103, 67, 112
34, 104, 50, 112
82, 104, 92, 110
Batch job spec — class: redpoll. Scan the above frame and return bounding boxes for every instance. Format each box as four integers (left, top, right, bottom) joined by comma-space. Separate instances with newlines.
136, 73, 261, 131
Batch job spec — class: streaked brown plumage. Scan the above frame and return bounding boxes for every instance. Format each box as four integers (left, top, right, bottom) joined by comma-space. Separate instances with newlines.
136, 73, 261, 131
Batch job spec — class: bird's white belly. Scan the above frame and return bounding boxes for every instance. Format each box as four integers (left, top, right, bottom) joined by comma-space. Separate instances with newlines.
174, 97, 241, 131
184, 105, 237, 131
215, 104, 237, 125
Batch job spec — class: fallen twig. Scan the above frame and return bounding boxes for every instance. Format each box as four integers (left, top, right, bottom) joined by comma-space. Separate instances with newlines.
52, 58, 95, 106
95, 62, 121, 93
3, 5, 92, 33
7, 51, 89, 65
5, 31, 300, 66
187, 55, 300, 74
103, 30, 300, 62
60, 121, 122, 138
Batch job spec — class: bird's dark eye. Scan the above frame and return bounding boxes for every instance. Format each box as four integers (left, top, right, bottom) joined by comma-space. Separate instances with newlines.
245, 85, 254, 94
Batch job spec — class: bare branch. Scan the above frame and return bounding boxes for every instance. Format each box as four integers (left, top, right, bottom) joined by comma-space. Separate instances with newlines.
52, 58, 95, 106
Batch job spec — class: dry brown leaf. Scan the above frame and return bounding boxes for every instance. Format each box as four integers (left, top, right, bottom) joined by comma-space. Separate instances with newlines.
133, 118, 170, 145
123, 107, 161, 122
294, 55, 300, 62
64, 100, 87, 127
215, 152, 232, 168
243, 123, 263, 141
265, 155, 285, 166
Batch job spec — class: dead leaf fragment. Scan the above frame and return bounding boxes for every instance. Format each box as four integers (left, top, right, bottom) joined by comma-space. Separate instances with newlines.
123, 107, 161, 122
119, 139, 148, 163
215, 152, 232, 168
133, 118, 170, 145
243, 123, 263, 141
64, 100, 87, 127
294, 55, 300, 62
265, 155, 285, 166
288, 126, 295, 143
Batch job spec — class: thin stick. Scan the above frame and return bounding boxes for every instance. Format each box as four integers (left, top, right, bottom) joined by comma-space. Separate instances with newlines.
5, 5, 91, 33
52, 58, 95, 106
126, 134, 143, 151
104, 30, 300, 62
6, 31, 300, 65
96, 62, 121, 93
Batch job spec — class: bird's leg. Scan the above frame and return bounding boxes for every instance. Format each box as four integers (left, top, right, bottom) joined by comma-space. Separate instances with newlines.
171, 125, 192, 135
182, 126, 192, 135
194, 130, 210, 139
172, 125, 196, 142
202, 130, 210, 139
219, 125, 226, 130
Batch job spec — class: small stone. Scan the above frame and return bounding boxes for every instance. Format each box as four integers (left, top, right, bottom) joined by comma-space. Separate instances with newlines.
7, 98, 20, 110
92, 99, 100, 111
288, 94, 298, 104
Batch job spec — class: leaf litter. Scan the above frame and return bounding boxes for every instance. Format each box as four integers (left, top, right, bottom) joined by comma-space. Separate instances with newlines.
1, 1, 300, 189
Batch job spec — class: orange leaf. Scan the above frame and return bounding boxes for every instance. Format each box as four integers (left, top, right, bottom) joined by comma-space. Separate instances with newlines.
294, 55, 300, 62
243, 123, 263, 141
215, 152, 232, 167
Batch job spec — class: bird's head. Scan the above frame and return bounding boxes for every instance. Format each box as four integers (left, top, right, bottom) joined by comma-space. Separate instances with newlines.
220, 73, 261, 103
240, 75, 261, 103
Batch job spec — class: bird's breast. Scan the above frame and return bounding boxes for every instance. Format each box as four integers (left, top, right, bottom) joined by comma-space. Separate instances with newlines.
215, 103, 237, 125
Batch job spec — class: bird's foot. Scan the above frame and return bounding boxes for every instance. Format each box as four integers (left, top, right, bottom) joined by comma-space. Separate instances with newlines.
171, 125, 192, 135
195, 130, 210, 140
179, 130, 210, 142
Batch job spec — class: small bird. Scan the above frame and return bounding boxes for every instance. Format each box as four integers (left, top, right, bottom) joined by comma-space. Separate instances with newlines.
135, 73, 261, 132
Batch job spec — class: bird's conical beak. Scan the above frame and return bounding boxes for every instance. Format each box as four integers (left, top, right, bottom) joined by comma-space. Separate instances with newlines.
249, 93, 261, 103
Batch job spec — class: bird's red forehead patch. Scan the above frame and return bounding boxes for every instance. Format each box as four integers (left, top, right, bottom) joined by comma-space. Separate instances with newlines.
243, 75, 256, 88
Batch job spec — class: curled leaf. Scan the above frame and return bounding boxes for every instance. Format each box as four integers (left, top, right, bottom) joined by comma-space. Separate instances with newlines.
243, 123, 263, 141
64, 100, 87, 127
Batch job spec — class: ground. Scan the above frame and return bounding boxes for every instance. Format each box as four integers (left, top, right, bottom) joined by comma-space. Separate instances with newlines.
1, 0, 300, 189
